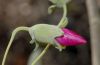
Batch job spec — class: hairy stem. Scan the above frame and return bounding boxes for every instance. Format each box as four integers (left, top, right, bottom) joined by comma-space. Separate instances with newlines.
2, 27, 29, 65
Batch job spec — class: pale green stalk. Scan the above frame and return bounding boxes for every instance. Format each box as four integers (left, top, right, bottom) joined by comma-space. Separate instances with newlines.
58, 4, 68, 27
1, 27, 29, 65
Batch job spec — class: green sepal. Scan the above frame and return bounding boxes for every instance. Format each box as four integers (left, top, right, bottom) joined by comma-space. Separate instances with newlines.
54, 39, 66, 51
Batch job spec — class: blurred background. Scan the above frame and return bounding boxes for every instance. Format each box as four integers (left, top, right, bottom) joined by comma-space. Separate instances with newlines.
0, 0, 100, 65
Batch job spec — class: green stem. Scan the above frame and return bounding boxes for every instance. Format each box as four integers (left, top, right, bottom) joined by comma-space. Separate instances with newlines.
31, 44, 51, 65
48, 5, 56, 14
2, 27, 29, 65
58, 4, 67, 27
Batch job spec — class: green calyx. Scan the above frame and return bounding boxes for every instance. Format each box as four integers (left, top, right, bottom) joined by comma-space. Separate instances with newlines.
29, 24, 64, 51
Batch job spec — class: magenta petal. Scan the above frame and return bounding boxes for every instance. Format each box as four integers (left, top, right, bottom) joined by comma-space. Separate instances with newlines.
55, 28, 87, 46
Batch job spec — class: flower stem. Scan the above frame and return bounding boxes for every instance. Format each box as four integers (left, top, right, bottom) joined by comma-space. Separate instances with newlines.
58, 4, 68, 28
31, 44, 51, 65
2, 27, 29, 65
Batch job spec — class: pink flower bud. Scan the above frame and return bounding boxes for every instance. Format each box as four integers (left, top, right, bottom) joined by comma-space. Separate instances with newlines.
55, 28, 87, 46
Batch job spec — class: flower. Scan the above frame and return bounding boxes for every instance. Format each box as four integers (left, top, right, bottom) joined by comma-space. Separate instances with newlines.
28, 24, 87, 51
55, 28, 87, 46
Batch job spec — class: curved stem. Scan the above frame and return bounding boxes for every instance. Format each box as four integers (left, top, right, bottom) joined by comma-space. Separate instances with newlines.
58, 4, 67, 27
48, 5, 56, 14
31, 44, 51, 65
2, 27, 29, 65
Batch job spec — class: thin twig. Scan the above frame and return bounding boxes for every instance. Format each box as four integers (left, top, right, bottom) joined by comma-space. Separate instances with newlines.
86, 0, 100, 65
